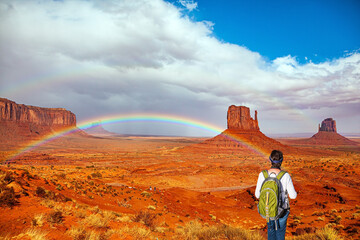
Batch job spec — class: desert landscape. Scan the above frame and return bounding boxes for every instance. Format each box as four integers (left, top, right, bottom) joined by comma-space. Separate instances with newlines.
1, 1, 359, 239
1, 98, 359, 240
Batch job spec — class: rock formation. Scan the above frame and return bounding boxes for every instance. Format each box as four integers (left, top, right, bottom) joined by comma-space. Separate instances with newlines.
294, 118, 357, 146
0, 98, 78, 144
0, 98, 76, 127
84, 122, 119, 137
227, 105, 259, 131
183, 105, 294, 154
318, 118, 337, 132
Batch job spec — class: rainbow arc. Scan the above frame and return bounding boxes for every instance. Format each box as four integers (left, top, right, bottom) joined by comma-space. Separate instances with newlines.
7, 113, 269, 161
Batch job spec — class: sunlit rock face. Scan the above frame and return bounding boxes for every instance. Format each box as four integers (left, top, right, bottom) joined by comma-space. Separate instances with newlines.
318, 118, 337, 133
0, 98, 77, 142
0, 98, 76, 127
227, 105, 259, 131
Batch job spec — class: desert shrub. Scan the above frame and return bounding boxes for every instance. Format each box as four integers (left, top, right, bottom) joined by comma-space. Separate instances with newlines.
48, 210, 64, 224
32, 213, 45, 227
141, 191, 152, 198
3, 172, 14, 184
67, 226, 89, 240
332, 215, 342, 225
67, 226, 106, 240
0, 185, 18, 208
148, 205, 156, 210
57, 173, 66, 179
312, 211, 324, 216
75, 209, 88, 219
35, 186, 71, 202
132, 211, 157, 230
290, 226, 343, 240
36, 187, 47, 198
21, 170, 34, 179
90, 172, 102, 178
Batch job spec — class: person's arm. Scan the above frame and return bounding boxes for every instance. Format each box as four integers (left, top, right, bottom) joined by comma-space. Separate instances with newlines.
255, 172, 265, 198
286, 174, 297, 199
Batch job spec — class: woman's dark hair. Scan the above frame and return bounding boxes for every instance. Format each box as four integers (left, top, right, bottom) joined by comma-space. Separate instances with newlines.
270, 150, 283, 169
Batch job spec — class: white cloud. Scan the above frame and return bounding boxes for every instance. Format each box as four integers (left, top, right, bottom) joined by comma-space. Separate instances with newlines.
0, 0, 359, 135
179, 0, 198, 11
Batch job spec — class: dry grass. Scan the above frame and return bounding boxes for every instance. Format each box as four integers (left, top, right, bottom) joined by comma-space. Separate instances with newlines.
18, 228, 49, 240
175, 221, 263, 240
32, 213, 45, 227
108, 227, 153, 240
116, 214, 132, 223
290, 226, 343, 240
67, 226, 106, 240
82, 213, 109, 228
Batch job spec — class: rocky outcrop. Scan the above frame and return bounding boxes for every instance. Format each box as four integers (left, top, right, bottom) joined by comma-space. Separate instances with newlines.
0, 98, 79, 146
183, 105, 295, 155
293, 117, 357, 146
0, 98, 76, 127
227, 105, 259, 131
318, 118, 337, 132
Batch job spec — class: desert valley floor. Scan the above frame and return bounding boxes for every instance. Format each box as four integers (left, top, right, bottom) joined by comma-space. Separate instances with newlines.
0, 133, 360, 239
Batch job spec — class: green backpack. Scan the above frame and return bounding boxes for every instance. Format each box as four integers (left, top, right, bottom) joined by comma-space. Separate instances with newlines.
258, 170, 287, 223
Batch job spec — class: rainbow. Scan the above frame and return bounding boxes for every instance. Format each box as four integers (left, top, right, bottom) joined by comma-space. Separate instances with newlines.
6, 113, 269, 162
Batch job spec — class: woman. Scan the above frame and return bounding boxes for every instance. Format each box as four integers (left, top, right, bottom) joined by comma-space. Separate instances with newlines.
255, 150, 297, 240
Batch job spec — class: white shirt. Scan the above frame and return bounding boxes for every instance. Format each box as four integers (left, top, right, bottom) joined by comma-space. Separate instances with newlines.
255, 170, 297, 204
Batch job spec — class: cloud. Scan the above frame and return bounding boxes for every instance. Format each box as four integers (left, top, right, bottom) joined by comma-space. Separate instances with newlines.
179, 0, 198, 11
0, 0, 359, 135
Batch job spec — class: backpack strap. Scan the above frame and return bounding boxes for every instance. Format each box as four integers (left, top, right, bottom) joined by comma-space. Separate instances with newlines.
262, 170, 269, 178
276, 170, 287, 181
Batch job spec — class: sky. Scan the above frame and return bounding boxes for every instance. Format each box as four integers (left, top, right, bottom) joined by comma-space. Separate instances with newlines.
0, 0, 359, 136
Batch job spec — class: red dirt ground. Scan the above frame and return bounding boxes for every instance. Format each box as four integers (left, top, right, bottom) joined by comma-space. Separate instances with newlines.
0, 132, 359, 239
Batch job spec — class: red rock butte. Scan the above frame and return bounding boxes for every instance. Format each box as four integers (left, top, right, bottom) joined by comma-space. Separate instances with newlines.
185, 105, 293, 154
295, 118, 357, 146
318, 118, 337, 132
227, 105, 259, 131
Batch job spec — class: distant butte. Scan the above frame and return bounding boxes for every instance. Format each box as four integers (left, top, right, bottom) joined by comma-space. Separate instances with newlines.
227, 105, 259, 131
184, 105, 294, 155
318, 118, 337, 132
296, 118, 357, 146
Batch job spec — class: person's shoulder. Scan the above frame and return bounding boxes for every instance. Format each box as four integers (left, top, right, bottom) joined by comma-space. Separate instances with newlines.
258, 170, 266, 178
281, 171, 292, 179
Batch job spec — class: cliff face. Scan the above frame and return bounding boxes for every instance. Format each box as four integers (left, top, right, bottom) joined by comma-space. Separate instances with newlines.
0, 98, 76, 127
227, 105, 259, 131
